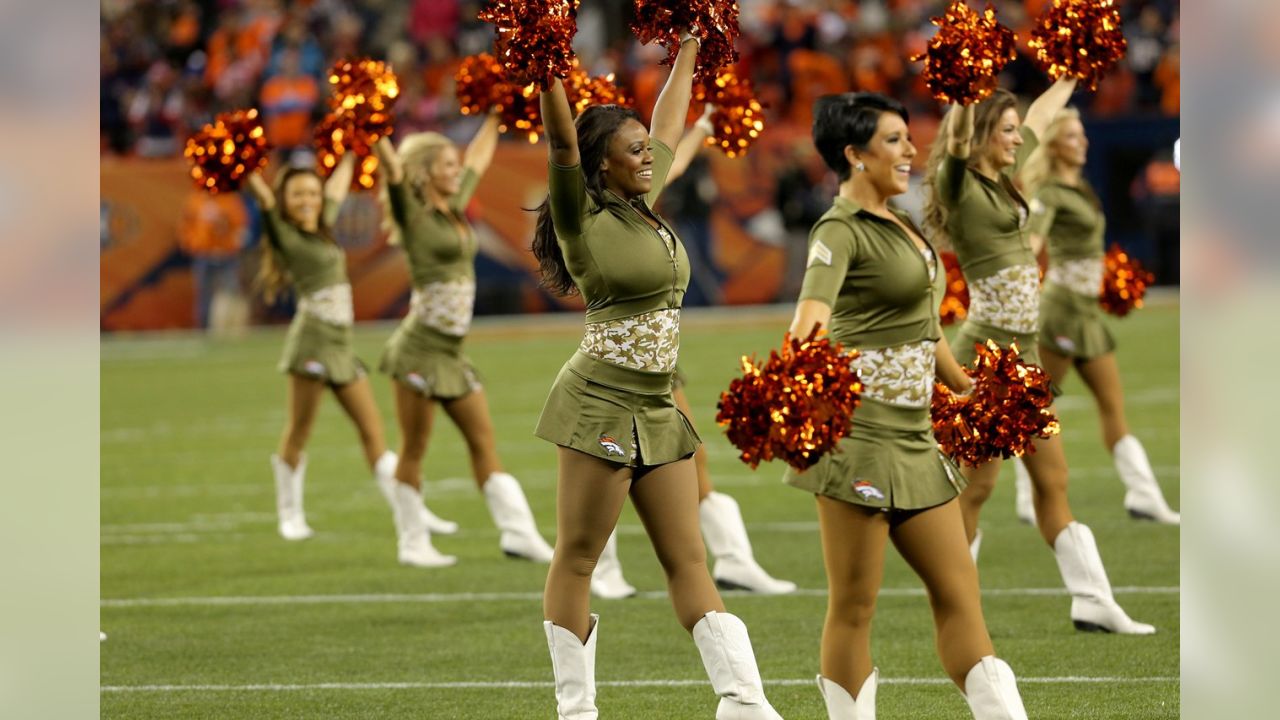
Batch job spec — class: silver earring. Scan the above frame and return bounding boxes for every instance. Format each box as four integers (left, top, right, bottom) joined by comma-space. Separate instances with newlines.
855, 162, 866, 173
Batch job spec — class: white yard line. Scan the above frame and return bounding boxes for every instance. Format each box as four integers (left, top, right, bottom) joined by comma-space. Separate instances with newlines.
101, 676, 1179, 693
101, 586, 1179, 609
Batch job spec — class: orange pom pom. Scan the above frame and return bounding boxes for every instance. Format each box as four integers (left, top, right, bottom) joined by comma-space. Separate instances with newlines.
939, 251, 970, 326
184, 108, 271, 194
327, 58, 399, 144
478, 0, 580, 90
716, 326, 863, 470
1027, 0, 1127, 91
632, 0, 741, 82
696, 70, 766, 158
911, 1, 1017, 105
455, 53, 507, 115
564, 60, 632, 114
932, 341, 1059, 467
312, 115, 380, 190
1099, 244, 1154, 317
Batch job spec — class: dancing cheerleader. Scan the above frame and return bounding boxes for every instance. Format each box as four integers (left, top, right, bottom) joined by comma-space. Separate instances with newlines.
923, 79, 1155, 634
591, 107, 798, 599
372, 112, 556, 567
533, 34, 781, 719
246, 154, 402, 549
788, 92, 1030, 719
1003, 108, 1179, 526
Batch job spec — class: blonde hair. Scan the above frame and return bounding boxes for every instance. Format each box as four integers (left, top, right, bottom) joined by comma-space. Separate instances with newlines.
255, 167, 331, 304
922, 89, 1019, 247
379, 132, 455, 246
1016, 107, 1081, 197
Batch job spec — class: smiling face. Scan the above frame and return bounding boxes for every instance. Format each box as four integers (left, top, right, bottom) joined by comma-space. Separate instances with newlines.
600, 119, 653, 199
1050, 116, 1088, 169
850, 111, 917, 198
282, 172, 323, 231
425, 144, 462, 198
983, 106, 1025, 170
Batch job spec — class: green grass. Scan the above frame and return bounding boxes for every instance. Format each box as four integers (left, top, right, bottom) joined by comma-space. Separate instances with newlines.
101, 301, 1180, 719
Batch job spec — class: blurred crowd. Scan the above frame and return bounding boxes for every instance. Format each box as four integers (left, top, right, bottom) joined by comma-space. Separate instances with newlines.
101, 0, 1180, 158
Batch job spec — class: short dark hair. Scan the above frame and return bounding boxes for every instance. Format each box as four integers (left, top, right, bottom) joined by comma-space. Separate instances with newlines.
812, 93, 910, 181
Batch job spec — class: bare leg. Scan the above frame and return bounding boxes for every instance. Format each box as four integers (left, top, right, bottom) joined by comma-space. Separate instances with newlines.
958, 459, 1001, 543
630, 458, 726, 632
442, 389, 504, 488
1075, 352, 1131, 451
543, 447, 632, 642
815, 495, 890, 698
332, 376, 389, 470
891, 500, 995, 687
392, 380, 436, 490
1022, 427, 1076, 545
1038, 344, 1073, 390
278, 373, 326, 467
672, 387, 714, 500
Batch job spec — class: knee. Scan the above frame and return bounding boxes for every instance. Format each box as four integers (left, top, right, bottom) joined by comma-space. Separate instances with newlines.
551, 536, 602, 579
399, 434, 428, 460
827, 590, 878, 631
963, 475, 997, 504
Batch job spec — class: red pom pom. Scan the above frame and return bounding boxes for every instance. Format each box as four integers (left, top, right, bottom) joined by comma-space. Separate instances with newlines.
632, 0, 741, 82
939, 251, 970, 326
1099, 244, 1154, 317
716, 326, 863, 470
564, 60, 633, 114
327, 58, 399, 143
932, 341, 1059, 467
313, 115, 381, 190
1027, 0, 1127, 91
911, 1, 1018, 105
184, 108, 271, 194
496, 82, 545, 144
696, 70, 766, 158
478, 0, 580, 90
455, 53, 507, 116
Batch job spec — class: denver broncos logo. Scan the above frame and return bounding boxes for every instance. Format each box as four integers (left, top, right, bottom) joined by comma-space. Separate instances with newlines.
598, 433, 626, 457
852, 480, 885, 501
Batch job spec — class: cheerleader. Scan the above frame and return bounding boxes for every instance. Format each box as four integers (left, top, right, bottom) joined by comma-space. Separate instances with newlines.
371, 113, 557, 568
532, 34, 781, 719
246, 155, 401, 549
1004, 108, 1180, 526
922, 79, 1155, 634
591, 108, 798, 599
788, 91, 1029, 719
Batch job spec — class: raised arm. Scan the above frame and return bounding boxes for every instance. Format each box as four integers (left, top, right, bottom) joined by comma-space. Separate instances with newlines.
324, 152, 357, 206
666, 105, 715, 187
1022, 77, 1077, 141
463, 111, 502, 176
541, 78, 578, 167
246, 170, 276, 211
374, 136, 404, 185
947, 104, 975, 160
649, 35, 699, 150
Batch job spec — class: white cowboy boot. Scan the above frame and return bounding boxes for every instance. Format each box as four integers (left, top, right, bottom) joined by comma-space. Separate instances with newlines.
1053, 522, 1155, 634
544, 614, 599, 719
692, 612, 784, 720
817, 669, 877, 719
1012, 458, 1036, 525
271, 454, 313, 541
1113, 435, 1180, 524
392, 481, 456, 568
970, 528, 983, 565
963, 656, 1028, 720
590, 529, 637, 599
700, 492, 796, 595
484, 472, 555, 562
373, 451, 458, 535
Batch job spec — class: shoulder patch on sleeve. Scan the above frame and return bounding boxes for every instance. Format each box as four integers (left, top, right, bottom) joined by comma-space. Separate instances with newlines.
808, 239, 833, 268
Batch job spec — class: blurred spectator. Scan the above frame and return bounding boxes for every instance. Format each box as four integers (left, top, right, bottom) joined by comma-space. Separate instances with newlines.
178, 190, 258, 330
259, 47, 321, 152
127, 62, 185, 157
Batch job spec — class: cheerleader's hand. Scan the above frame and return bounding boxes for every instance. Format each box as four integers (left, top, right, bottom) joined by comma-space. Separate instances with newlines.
695, 104, 716, 136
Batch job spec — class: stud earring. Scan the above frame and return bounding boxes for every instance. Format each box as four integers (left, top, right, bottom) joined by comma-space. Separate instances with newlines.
855, 162, 866, 172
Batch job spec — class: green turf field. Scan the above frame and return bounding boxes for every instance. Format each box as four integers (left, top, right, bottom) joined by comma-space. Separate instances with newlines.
101, 299, 1180, 719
